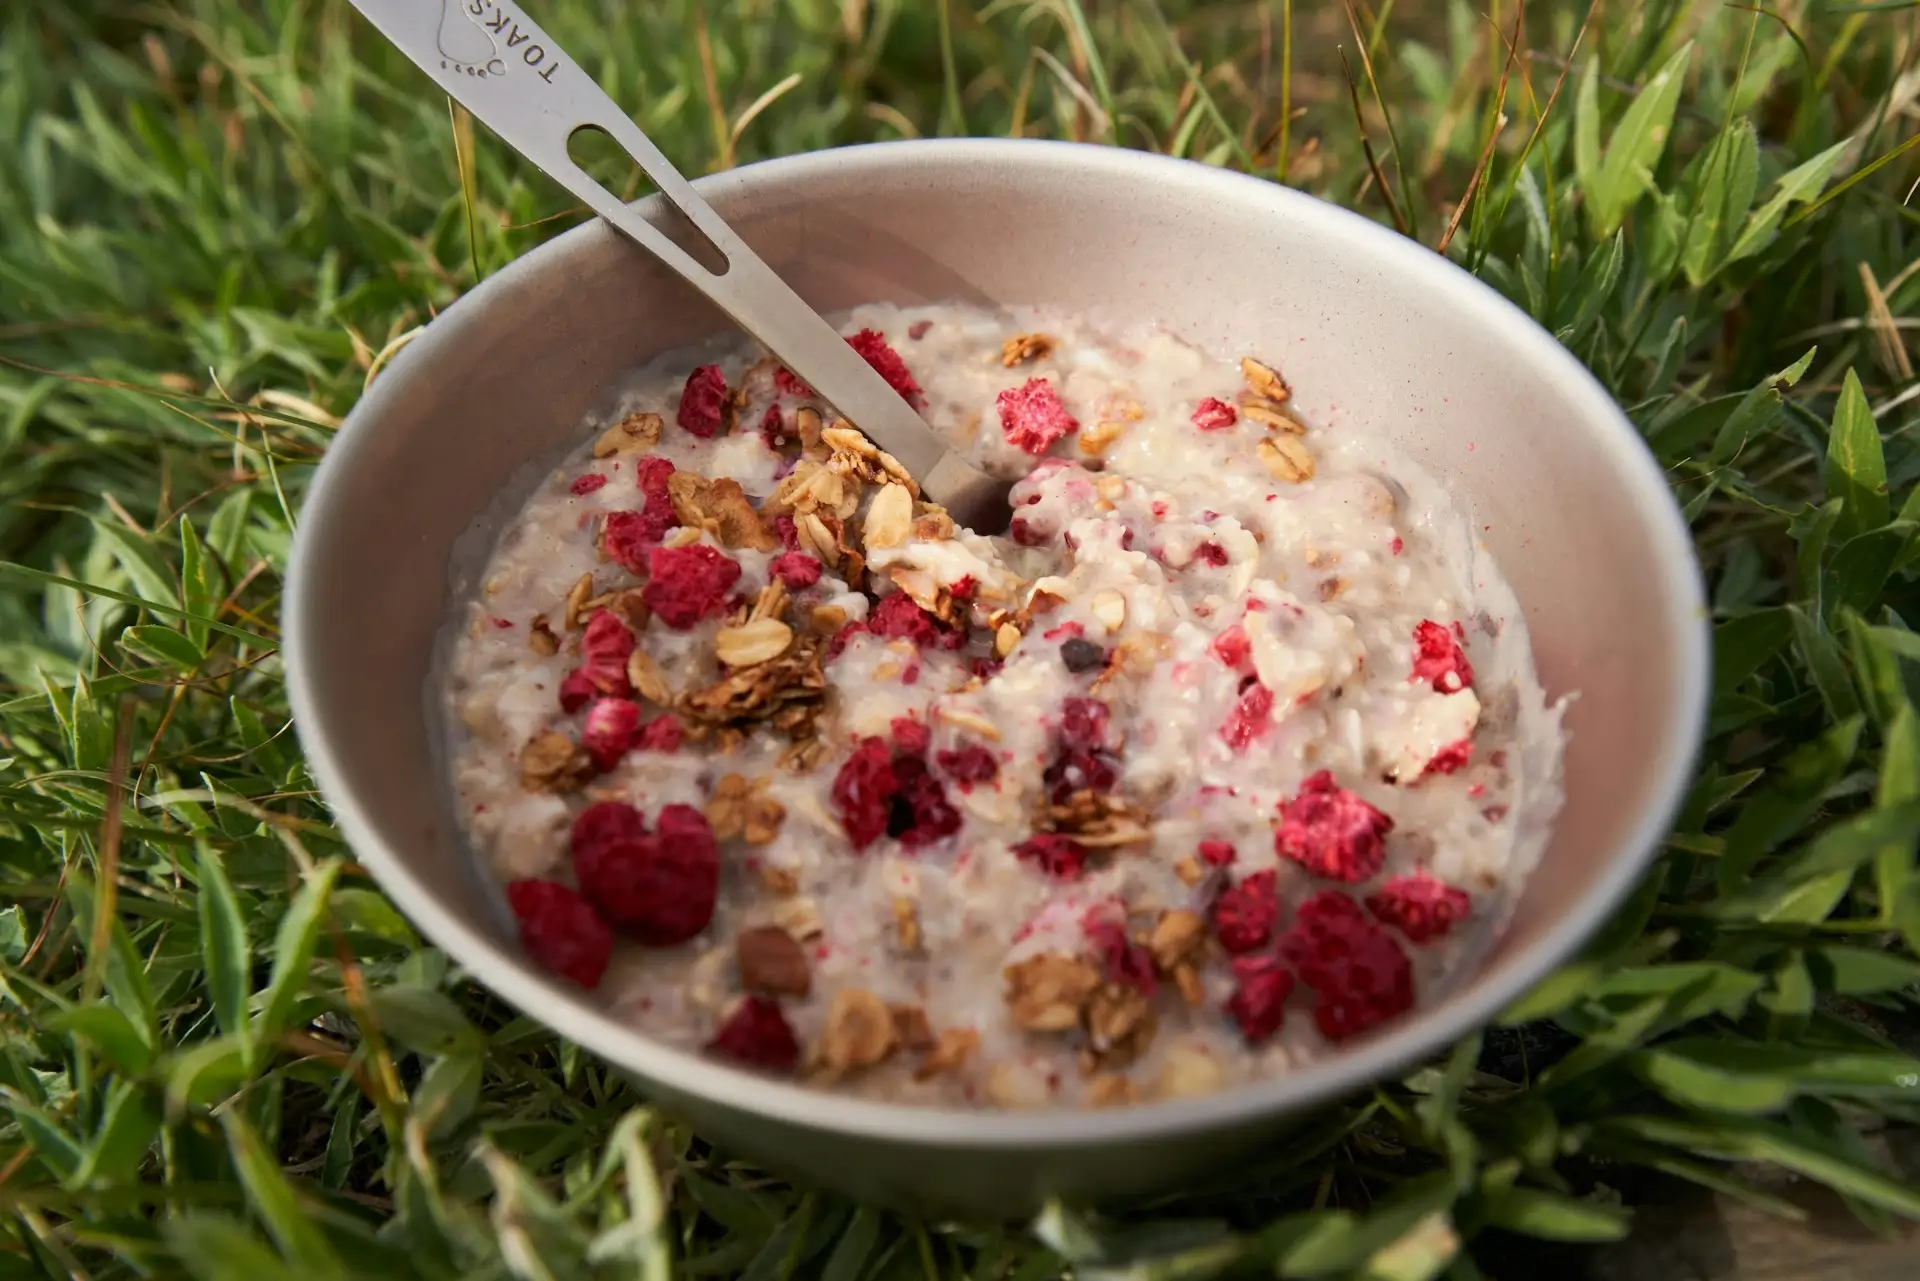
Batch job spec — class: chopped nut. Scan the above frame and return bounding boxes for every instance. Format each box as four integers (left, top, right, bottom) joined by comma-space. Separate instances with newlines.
1256, 435, 1315, 484
773, 896, 823, 939
680, 632, 828, 734
528, 614, 560, 655
1085, 1074, 1136, 1108
1174, 856, 1206, 885
985, 1060, 1049, 1107
593, 411, 663, 456
891, 1004, 937, 1053
1044, 790, 1152, 848
626, 648, 672, 704
913, 509, 956, 541
1317, 577, 1346, 602
863, 482, 914, 551
1001, 332, 1056, 366
1083, 983, 1155, 1070
716, 618, 795, 668
1156, 1042, 1224, 1099
1078, 419, 1126, 457
565, 573, 595, 629
933, 704, 1001, 741
819, 988, 896, 1074
1147, 909, 1207, 973
892, 896, 922, 952
1239, 396, 1307, 435
809, 604, 848, 634
994, 621, 1023, 658
795, 407, 826, 457
1240, 356, 1291, 403
1091, 589, 1128, 634
736, 925, 810, 997
1004, 953, 1101, 1032
705, 773, 752, 839
743, 792, 785, 846
663, 526, 704, 549
759, 864, 800, 896
914, 1027, 980, 1081
1173, 963, 1205, 1006
519, 729, 591, 792
601, 588, 651, 633
1095, 475, 1128, 504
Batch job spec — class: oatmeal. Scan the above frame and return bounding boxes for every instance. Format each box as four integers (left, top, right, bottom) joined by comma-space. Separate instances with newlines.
439, 303, 1566, 1108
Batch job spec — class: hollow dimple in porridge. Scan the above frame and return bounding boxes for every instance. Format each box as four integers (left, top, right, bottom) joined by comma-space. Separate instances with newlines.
442, 302, 1566, 1108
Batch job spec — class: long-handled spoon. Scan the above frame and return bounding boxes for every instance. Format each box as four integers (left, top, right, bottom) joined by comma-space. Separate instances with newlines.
347, 0, 1011, 530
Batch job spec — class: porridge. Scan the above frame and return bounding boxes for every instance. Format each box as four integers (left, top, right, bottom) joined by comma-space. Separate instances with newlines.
441, 303, 1566, 1108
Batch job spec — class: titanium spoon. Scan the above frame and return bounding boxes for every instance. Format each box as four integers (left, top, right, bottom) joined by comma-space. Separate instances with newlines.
346, 0, 1011, 530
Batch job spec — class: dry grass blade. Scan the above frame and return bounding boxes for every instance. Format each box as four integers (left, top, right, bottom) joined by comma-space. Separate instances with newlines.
1339, 45, 1408, 234
1437, 0, 1527, 255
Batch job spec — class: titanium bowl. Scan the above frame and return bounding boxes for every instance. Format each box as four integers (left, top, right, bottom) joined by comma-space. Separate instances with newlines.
285, 138, 1708, 1219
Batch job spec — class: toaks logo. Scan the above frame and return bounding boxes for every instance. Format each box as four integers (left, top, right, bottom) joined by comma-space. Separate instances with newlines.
437, 0, 562, 83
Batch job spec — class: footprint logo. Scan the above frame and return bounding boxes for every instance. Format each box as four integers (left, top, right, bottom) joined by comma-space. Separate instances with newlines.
438, 0, 505, 78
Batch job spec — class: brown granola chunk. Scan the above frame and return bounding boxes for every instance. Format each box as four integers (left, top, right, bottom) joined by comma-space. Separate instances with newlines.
1083, 982, 1156, 1072
1085, 1074, 1137, 1108
1004, 953, 1101, 1032
1146, 909, 1207, 972
890, 1003, 937, 1053
737, 925, 811, 997
1044, 790, 1153, 848
707, 773, 787, 845
593, 411, 663, 457
914, 1027, 980, 1081
519, 729, 591, 792
1001, 333, 1056, 366
528, 614, 560, 655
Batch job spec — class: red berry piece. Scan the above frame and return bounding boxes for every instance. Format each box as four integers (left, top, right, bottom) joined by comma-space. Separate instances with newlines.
642, 544, 743, 629
636, 713, 684, 754
1013, 833, 1089, 879
1198, 839, 1237, 867
759, 404, 789, 448
1210, 624, 1252, 670
1057, 697, 1111, 751
774, 366, 814, 398
847, 328, 923, 405
570, 473, 608, 496
1196, 541, 1229, 568
1281, 890, 1413, 1042
1085, 920, 1157, 995
997, 378, 1080, 455
1225, 953, 1294, 1045
1275, 770, 1393, 882
572, 803, 720, 946
560, 611, 636, 709
949, 575, 977, 600
571, 800, 647, 857
866, 591, 964, 650
603, 457, 680, 572
1191, 397, 1238, 431
1410, 619, 1475, 693
581, 697, 642, 771
832, 736, 900, 851
1219, 681, 1275, 751
1044, 748, 1118, 804
677, 364, 728, 437
774, 514, 800, 551
887, 754, 962, 849
1366, 873, 1471, 944
1420, 739, 1473, 778
558, 668, 597, 714
769, 551, 822, 590
1212, 869, 1281, 953
889, 716, 932, 756
506, 880, 613, 989
707, 996, 801, 1072
936, 744, 999, 789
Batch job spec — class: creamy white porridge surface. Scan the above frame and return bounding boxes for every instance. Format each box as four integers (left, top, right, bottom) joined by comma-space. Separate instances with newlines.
443, 302, 1566, 1108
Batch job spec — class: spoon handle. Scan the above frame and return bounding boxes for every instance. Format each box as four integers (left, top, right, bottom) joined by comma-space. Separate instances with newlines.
348, 0, 1005, 520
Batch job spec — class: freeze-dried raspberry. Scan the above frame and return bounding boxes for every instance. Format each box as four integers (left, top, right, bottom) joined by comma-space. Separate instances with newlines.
571, 473, 608, 496
832, 736, 899, 851
1366, 873, 1471, 944
774, 514, 800, 551
560, 611, 635, 710
1044, 620, 1085, 642
759, 404, 790, 448
636, 713, 683, 754
1196, 541, 1229, 568
677, 364, 728, 437
1085, 920, 1157, 996
887, 754, 961, 849
571, 802, 719, 946
774, 366, 814, 398
890, 716, 932, 756
867, 591, 963, 650
1210, 624, 1252, 670
936, 745, 999, 788
581, 697, 642, 771
1281, 890, 1413, 1042
558, 669, 597, 714
908, 319, 933, 339
1225, 953, 1294, 1045
847, 328, 923, 405
1057, 697, 1110, 751
1420, 739, 1472, 778
1013, 833, 1088, 880
770, 552, 822, 590
506, 880, 612, 989
1410, 620, 1474, 693
949, 575, 977, 600
1275, 771, 1393, 882
642, 544, 742, 629
969, 656, 1004, 682
1212, 869, 1280, 953
997, 378, 1079, 455
571, 800, 647, 858
1191, 397, 1238, 431
603, 457, 680, 572
1198, 839, 1237, 867
1059, 637, 1107, 673
1220, 681, 1275, 751
1044, 749, 1118, 805
1009, 516, 1047, 546
707, 996, 801, 1072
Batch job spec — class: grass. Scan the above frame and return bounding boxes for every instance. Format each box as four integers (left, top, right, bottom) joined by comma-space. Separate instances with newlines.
2, 0, 1920, 1276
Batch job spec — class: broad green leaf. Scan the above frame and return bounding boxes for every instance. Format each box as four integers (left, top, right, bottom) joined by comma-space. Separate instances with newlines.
1878, 702, 1920, 922
194, 841, 251, 1045
1721, 799, 1920, 918
223, 1111, 345, 1275
1712, 608, 1792, 694
1499, 961, 1607, 1024
1749, 869, 1853, 923
331, 887, 420, 946
1760, 949, 1814, 1042
412, 1052, 484, 1138
1589, 44, 1694, 237
1708, 347, 1814, 464
1807, 945, 1920, 995
1481, 1188, 1630, 1243
163, 1215, 306, 1281
1725, 139, 1850, 264
90, 516, 176, 609
1680, 120, 1759, 285
66, 1077, 161, 1189
164, 1034, 253, 1115
257, 860, 341, 1043
1557, 229, 1623, 339
43, 1002, 154, 1075
367, 985, 486, 1057
1600, 1115, 1920, 1217
179, 517, 215, 651
1717, 714, 1862, 891
119, 623, 205, 671
820, 1207, 883, 1281
1361, 1212, 1457, 1281
1572, 58, 1600, 198
4, 1094, 84, 1180
1827, 369, 1888, 536
1279, 1172, 1456, 1277
207, 488, 254, 572
1791, 605, 1860, 722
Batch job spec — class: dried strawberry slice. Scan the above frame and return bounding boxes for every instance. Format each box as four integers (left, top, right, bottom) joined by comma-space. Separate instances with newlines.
708, 996, 802, 1071
506, 880, 613, 989
1365, 873, 1471, 943
1211, 869, 1280, 953
997, 378, 1080, 455
677, 364, 728, 437
831, 736, 899, 851
642, 544, 742, 629
1274, 770, 1393, 882
1410, 620, 1475, 693
1225, 953, 1293, 1044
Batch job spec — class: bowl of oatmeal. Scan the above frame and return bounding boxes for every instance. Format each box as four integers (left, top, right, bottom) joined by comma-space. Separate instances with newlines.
286, 140, 1707, 1216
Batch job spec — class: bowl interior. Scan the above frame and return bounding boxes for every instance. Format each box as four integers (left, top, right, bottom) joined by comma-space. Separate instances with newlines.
289, 140, 1704, 1149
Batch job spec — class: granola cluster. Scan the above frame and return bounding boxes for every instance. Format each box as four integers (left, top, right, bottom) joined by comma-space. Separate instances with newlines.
447, 305, 1552, 1108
